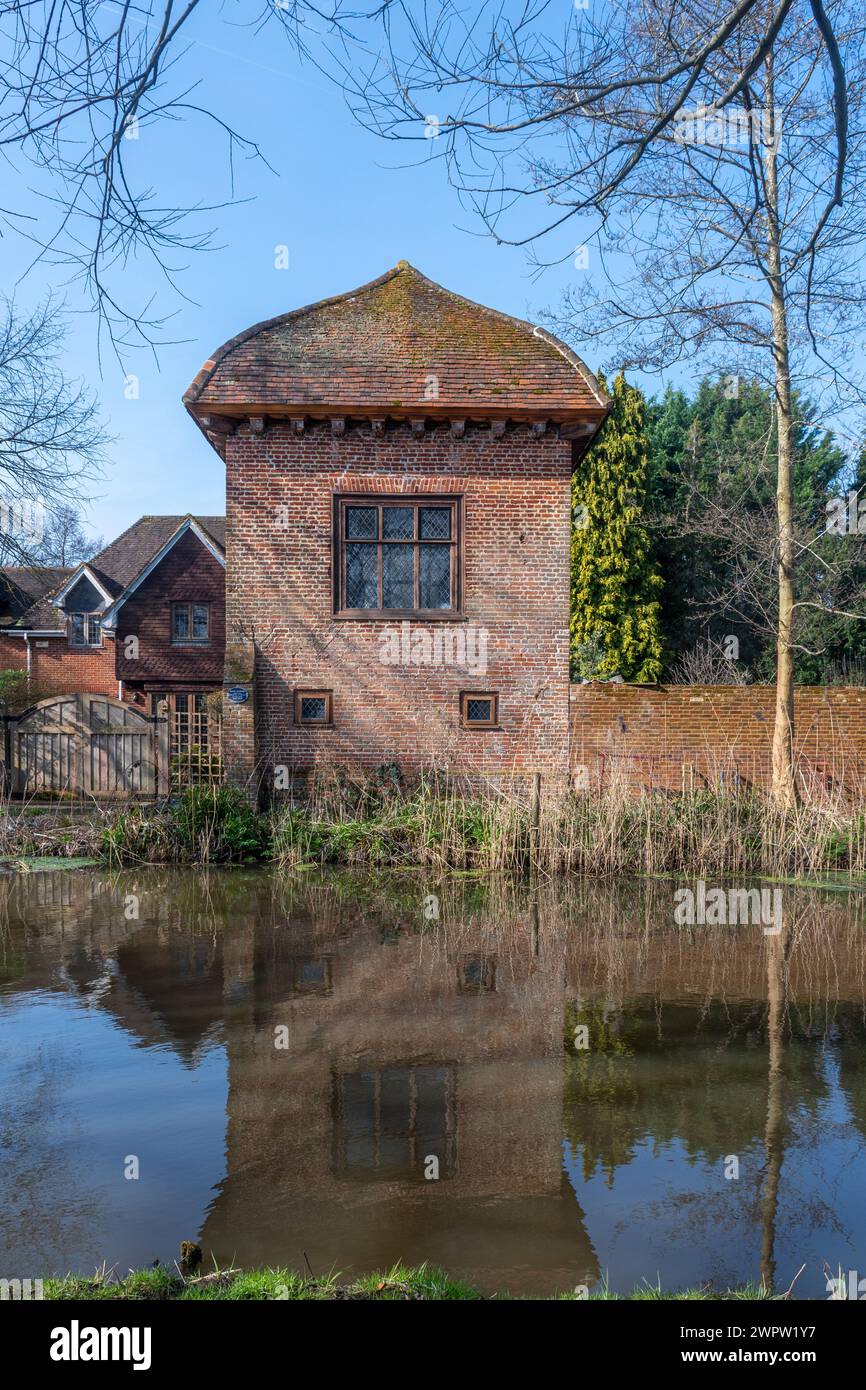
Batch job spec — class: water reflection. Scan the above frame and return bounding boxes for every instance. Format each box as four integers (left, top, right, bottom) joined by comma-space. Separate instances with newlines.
0, 869, 864, 1296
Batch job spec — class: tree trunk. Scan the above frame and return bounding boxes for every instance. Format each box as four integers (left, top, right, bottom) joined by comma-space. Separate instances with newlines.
764, 55, 798, 809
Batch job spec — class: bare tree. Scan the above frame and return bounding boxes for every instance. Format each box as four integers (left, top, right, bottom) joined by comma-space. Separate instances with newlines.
0, 297, 107, 566
341, 0, 866, 807
669, 636, 753, 685
0, 1, 373, 353
27, 504, 103, 567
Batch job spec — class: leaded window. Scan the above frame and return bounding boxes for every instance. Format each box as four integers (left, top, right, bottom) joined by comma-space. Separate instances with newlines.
335, 497, 461, 616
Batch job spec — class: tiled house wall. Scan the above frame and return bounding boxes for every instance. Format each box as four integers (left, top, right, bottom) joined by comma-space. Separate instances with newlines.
224, 419, 574, 789
116, 530, 225, 692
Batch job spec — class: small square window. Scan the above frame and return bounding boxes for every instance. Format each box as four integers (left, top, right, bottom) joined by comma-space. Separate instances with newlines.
460, 692, 498, 729
295, 689, 333, 725
458, 953, 497, 994
293, 958, 332, 994
346, 506, 378, 539
382, 506, 414, 540
419, 506, 451, 541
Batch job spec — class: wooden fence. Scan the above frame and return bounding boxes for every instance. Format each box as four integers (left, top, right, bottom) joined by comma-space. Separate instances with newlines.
1, 696, 223, 799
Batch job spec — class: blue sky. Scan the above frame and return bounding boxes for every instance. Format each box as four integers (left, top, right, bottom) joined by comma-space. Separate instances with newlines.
0, 8, 597, 546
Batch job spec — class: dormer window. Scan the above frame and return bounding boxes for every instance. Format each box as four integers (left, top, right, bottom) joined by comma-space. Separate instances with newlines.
172, 602, 210, 643
70, 614, 102, 647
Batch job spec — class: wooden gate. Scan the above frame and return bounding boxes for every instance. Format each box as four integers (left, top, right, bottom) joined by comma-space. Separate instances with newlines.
2, 694, 168, 798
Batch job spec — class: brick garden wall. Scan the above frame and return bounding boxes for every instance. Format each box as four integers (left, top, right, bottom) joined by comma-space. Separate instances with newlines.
570, 682, 866, 794
223, 419, 574, 791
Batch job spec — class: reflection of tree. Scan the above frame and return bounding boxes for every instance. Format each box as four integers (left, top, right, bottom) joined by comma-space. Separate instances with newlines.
759, 922, 790, 1290
839, 1045, 866, 1145
834, 1024, 866, 1154
0, 922, 26, 983
563, 999, 838, 1190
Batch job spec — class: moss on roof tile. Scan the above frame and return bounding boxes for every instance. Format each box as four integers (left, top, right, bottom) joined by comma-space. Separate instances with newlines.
184, 262, 607, 420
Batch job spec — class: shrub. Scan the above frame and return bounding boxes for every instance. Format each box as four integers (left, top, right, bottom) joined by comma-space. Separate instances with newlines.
104, 786, 268, 864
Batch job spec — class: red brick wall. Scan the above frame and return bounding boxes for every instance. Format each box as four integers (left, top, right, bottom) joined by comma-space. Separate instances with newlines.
224, 420, 573, 787
116, 529, 225, 689
570, 682, 866, 794
0, 629, 117, 698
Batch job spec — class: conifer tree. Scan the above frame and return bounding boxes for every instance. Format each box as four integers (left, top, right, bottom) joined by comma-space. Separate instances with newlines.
571, 373, 664, 683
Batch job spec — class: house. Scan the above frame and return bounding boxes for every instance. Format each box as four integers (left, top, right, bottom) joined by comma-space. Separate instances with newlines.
0, 515, 225, 725
184, 261, 608, 797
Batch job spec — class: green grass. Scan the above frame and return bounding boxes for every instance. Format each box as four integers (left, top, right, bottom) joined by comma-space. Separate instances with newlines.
46, 1263, 482, 1302
559, 1276, 776, 1301
45, 1264, 786, 1302
0, 855, 101, 870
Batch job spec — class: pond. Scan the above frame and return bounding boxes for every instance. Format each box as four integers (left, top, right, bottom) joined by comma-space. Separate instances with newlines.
1, 867, 864, 1298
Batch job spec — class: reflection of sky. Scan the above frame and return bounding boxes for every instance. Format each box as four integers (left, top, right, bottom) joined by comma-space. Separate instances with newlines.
0, 992, 226, 1277
563, 1044, 866, 1300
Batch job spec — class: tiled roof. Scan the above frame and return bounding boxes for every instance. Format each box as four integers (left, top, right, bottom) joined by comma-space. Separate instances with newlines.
89, 515, 225, 592
184, 261, 607, 423
0, 567, 72, 625
6, 516, 225, 630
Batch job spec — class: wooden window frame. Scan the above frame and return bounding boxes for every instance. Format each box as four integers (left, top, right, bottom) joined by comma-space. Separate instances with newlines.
290, 956, 333, 995
331, 1063, 458, 1182
460, 691, 499, 729
69, 613, 103, 648
171, 601, 211, 645
333, 494, 463, 620
458, 952, 498, 994
294, 688, 333, 726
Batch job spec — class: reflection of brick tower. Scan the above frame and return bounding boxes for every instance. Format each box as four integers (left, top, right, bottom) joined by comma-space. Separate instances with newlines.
202, 898, 599, 1296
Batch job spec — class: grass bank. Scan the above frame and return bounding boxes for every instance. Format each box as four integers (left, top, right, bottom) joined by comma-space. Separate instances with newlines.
45, 1263, 780, 1301
3, 772, 866, 878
